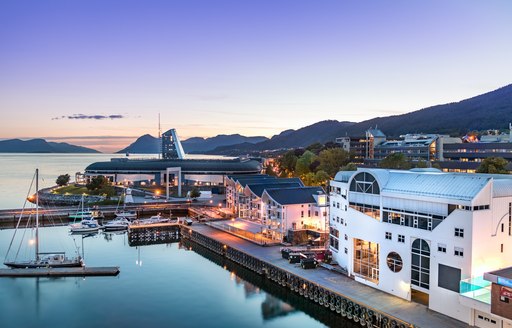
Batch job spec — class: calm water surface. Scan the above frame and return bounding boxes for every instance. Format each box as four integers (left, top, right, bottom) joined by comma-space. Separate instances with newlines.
0, 226, 353, 328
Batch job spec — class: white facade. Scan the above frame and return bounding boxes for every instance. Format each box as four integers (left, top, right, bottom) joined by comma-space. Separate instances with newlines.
329, 168, 512, 327
262, 188, 328, 241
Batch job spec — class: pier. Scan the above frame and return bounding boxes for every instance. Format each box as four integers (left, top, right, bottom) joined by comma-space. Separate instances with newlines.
0, 266, 120, 277
181, 224, 468, 328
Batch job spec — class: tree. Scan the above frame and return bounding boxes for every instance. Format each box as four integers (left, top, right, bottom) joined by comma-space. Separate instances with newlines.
477, 157, 509, 174
295, 150, 317, 177
306, 142, 323, 155
190, 187, 201, 198
314, 170, 330, 186
340, 163, 358, 171
318, 148, 350, 177
379, 153, 412, 170
415, 160, 428, 168
86, 175, 115, 197
278, 151, 298, 175
56, 174, 70, 186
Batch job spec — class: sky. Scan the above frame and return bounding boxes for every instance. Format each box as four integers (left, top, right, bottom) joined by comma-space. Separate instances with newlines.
1, 0, 511, 153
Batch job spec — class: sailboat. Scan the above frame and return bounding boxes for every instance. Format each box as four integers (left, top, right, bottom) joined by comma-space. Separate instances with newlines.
4, 169, 83, 269
115, 188, 137, 220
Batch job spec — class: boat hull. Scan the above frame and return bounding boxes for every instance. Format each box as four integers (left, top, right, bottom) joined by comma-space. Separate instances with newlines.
4, 261, 83, 269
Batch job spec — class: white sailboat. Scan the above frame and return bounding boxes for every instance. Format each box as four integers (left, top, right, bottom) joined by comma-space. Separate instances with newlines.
68, 192, 102, 233
115, 188, 137, 220
4, 169, 83, 269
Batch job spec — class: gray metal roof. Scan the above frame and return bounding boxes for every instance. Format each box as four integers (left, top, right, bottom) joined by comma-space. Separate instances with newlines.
246, 180, 303, 197
382, 171, 490, 201
85, 158, 262, 174
264, 187, 325, 205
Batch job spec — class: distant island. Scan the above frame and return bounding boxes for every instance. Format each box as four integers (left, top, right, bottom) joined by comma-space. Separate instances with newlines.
0, 139, 100, 153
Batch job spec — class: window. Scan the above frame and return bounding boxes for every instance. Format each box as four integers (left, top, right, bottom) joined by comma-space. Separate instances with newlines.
398, 235, 405, 243
437, 244, 447, 253
385, 232, 392, 240
344, 247, 348, 254
454, 247, 464, 257
501, 244, 504, 253
349, 172, 380, 194
344, 234, 348, 241
386, 252, 403, 273
455, 228, 464, 238
411, 239, 430, 289
301, 211, 304, 218
336, 202, 340, 209
315, 211, 318, 216
340, 218, 344, 225
308, 210, 311, 217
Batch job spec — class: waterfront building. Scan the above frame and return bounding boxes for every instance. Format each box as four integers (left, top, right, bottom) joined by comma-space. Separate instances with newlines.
262, 186, 328, 242
240, 179, 304, 221
329, 168, 512, 327
225, 174, 272, 213
161, 128, 185, 159
85, 129, 262, 192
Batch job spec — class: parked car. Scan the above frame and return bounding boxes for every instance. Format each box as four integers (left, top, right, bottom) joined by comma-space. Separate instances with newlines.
300, 257, 318, 269
288, 253, 302, 264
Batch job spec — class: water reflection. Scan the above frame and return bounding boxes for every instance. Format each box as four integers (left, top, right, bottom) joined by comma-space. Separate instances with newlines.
128, 226, 180, 247
181, 238, 358, 328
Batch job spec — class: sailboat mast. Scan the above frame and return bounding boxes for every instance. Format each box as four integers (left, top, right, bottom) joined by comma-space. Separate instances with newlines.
35, 168, 39, 261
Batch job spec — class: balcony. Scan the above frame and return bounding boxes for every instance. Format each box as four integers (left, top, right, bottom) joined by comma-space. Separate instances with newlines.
459, 276, 491, 305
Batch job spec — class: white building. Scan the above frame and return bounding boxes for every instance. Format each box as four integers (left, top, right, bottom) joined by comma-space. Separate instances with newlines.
329, 168, 512, 327
262, 186, 328, 242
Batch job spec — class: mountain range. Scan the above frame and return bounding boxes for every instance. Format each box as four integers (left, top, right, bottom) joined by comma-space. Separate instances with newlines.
208, 83, 512, 153
117, 134, 269, 154
3, 83, 512, 154
0, 139, 100, 153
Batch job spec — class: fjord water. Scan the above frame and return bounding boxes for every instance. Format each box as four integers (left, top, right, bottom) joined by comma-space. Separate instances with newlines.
0, 154, 351, 328
0, 153, 140, 209
0, 227, 342, 328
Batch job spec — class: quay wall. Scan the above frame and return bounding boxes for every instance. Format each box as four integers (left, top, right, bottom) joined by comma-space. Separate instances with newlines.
181, 226, 413, 328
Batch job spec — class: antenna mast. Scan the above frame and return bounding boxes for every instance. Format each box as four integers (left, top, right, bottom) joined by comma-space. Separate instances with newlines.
35, 169, 39, 261
158, 113, 161, 159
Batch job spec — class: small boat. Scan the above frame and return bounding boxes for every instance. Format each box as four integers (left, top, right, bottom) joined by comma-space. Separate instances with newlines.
134, 213, 170, 225
115, 210, 137, 220
69, 210, 92, 220
4, 169, 83, 269
103, 218, 130, 231
69, 219, 102, 233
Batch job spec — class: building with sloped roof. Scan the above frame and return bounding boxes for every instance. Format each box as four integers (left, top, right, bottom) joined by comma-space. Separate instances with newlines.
261, 186, 328, 242
329, 168, 512, 327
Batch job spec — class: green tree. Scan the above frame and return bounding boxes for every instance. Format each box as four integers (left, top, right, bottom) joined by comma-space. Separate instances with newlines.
278, 151, 298, 175
306, 142, 323, 155
295, 150, 317, 176
379, 153, 412, 170
415, 160, 428, 168
56, 174, 70, 186
477, 157, 509, 174
189, 187, 201, 198
86, 176, 114, 197
314, 170, 330, 186
318, 148, 350, 177
340, 163, 358, 171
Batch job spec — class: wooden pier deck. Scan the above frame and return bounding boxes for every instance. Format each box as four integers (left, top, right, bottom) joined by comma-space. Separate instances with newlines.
183, 224, 469, 328
0, 266, 120, 277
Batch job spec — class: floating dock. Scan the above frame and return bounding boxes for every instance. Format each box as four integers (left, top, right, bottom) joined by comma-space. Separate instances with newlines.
0, 266, 120, 277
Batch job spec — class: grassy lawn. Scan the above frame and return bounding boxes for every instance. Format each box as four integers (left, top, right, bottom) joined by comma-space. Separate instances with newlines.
52, 185, 89, 195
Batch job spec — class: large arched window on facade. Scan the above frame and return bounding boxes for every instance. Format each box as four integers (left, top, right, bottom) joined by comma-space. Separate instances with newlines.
411, 239, 430, 289
349, 172, 380, 195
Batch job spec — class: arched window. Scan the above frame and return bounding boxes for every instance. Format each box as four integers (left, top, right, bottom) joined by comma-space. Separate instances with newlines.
349, 172, 380, 195
411, 239, 430, 289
